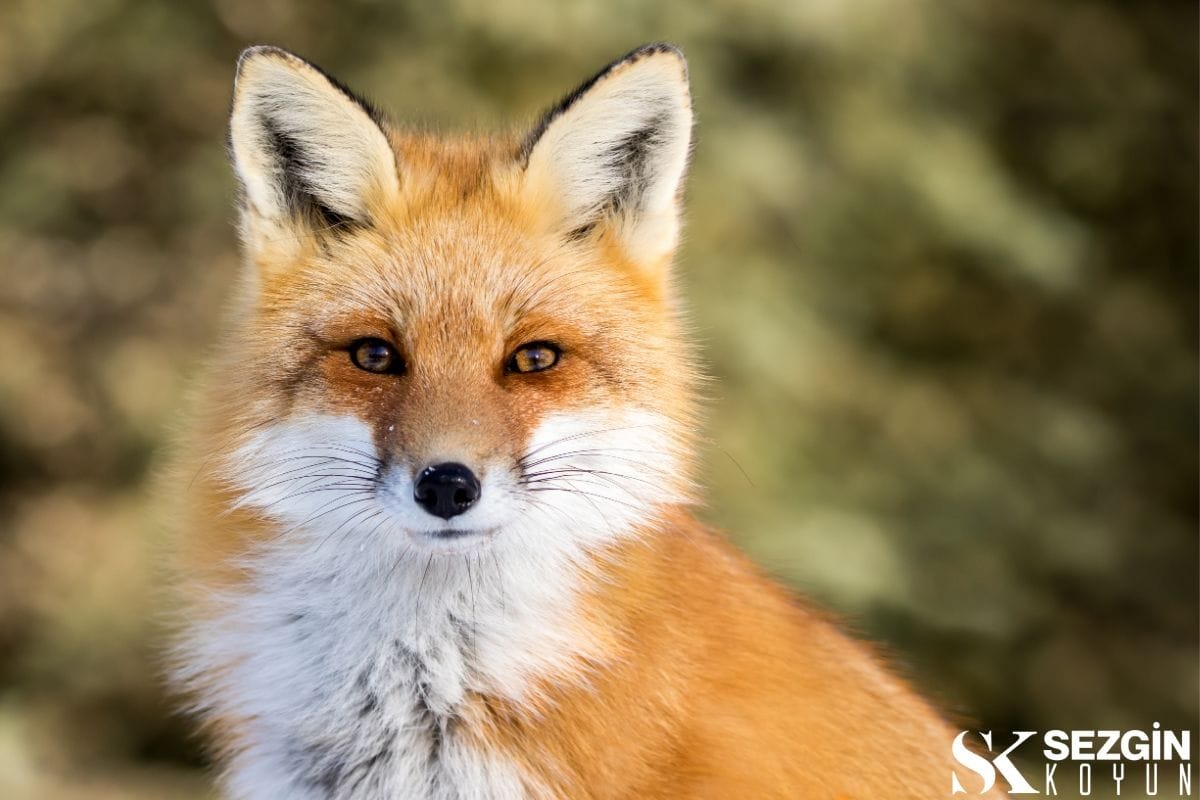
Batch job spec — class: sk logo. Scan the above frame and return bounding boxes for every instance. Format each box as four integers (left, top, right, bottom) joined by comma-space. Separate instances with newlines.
952, 731, 1039, 795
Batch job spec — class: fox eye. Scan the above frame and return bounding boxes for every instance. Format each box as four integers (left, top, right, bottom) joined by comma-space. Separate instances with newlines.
350, 338, 404, 374
507, 341, 561, 374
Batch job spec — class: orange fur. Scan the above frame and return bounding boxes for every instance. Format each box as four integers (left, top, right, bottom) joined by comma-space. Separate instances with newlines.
479, 510, 972, 798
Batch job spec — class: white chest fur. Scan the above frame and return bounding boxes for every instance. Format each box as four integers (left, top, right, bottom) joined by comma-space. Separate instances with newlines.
185, 534, 585, 800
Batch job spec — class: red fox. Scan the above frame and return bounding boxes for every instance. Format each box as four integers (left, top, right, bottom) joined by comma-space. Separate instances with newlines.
173, 43, 999, 799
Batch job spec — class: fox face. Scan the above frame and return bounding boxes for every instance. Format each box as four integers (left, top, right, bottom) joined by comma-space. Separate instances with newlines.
220, 45, 697, 558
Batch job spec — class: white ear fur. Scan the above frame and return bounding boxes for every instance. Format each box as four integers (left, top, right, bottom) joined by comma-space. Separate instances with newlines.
522, 44, 693, 266
229, 46, 399, 232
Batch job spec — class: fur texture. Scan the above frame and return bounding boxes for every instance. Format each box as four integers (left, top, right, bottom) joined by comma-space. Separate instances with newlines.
172, 43, 999, 799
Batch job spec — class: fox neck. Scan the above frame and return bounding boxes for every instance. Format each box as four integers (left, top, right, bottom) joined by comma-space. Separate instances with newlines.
191, 511, 639, 798
249, 525, 604, 707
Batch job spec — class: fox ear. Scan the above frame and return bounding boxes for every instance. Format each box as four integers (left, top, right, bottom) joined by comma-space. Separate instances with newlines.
229, 46, 399, 242
521, 44, 693, 268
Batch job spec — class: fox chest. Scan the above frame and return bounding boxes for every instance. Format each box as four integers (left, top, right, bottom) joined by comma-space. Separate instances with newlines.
227, 621, 532, 800
199, 573, 541, 800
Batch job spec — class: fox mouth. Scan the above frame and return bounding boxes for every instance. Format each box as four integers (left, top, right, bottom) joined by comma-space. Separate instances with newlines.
410, 526, 498, 552
427, 528, 482, 540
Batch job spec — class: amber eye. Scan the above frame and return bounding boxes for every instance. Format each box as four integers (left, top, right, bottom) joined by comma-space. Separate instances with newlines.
350, 338, 404, 374
507, 341, 561, 374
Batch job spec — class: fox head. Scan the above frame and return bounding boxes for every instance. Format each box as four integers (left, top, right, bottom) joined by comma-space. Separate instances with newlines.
206, 44, 697, 576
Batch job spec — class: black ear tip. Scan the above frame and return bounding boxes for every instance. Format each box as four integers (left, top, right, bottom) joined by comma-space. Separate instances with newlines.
631, 42, 686, 61
623, 42, 688, 74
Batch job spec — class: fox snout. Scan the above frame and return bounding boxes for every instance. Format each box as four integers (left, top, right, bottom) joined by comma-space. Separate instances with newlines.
413, 462, 482, 520
372, 435, 516, 544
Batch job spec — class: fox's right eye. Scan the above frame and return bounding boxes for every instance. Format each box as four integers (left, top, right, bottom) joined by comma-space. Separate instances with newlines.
349, 338, 404, 374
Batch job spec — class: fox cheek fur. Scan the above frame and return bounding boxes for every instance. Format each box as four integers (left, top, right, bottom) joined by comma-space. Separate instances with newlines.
173, 43, 986, 800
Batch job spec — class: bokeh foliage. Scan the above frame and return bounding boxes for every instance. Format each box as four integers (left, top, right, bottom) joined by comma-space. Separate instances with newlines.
0, 1, 1194, 797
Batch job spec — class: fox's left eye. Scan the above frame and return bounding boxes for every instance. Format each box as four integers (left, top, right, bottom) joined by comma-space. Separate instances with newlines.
350, 338, 404, 374
507, 341, 561, 374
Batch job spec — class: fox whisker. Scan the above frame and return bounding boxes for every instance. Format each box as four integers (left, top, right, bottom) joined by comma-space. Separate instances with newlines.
316, 505, 385, 554
516, 424, 659, 465
518, 446, 672, 473
249, 470, 378, 498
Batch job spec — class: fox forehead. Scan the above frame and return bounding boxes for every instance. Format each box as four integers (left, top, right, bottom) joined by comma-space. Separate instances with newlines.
255, 167, 663, 346
259, 223, 645, 353
383, 133, 518, 209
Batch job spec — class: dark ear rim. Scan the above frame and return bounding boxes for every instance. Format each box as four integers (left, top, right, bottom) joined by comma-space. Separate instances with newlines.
232, 45, 388, 129
517, 42, 688, 166
228, 45, 393, 232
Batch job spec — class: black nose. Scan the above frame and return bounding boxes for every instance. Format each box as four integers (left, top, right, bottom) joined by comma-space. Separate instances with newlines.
413, 463, 481, 520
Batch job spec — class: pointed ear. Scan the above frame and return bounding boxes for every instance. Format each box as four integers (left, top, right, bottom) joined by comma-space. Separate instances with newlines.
520, 44, 693, 268
229, 46, 399, 244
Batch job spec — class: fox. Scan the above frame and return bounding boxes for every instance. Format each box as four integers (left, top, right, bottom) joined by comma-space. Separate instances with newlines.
171, 43, 1001, 799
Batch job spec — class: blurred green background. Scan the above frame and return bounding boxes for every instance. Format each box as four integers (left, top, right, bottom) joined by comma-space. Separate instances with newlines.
0, 1, 1195, 797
